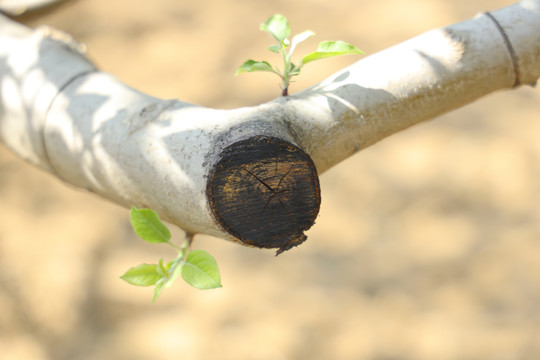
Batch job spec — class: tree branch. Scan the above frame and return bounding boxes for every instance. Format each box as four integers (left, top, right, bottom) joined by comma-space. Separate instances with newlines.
1, 1, 539, 252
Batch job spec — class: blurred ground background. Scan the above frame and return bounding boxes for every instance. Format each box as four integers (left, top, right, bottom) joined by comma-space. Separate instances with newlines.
1, 0, 540, 359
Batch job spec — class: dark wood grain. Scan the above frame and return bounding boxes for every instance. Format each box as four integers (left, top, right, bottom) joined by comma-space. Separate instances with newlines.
207, 136, 320, 254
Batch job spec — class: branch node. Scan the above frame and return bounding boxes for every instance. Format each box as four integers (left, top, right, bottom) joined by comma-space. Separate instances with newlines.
483, 11, 521, 87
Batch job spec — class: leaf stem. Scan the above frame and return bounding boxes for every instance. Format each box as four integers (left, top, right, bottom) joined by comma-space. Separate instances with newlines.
167, 241, 183, 251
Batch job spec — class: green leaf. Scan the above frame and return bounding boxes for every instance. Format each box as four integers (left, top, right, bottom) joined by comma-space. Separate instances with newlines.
317, 40, 363, 53
288, 61, 297, 72
268, 44, 281, 54
235, 60, 277, 75
120, 263, 162, 286
182, 250, 222, 290
289, 30, 315, 56
301, 40, 364, 65
130, 206, 171, 243
260, 14, 290, 43
153, 280, 166, 303
157, 258, 169, 278
289, 65, 302, 77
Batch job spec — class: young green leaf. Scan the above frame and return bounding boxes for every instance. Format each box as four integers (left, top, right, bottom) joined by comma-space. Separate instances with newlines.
120, 263, 162, 286
181, 250, 222, 290
260, 14, 290, 43
235, 60, 277, 75
301, 40, 364, 65
268, 44, 281, 54
157, 258, 169, 278
289, 30, 315, 56
130, 206, 171, 243
236, 14, 363, 96
153, 280, 166, 303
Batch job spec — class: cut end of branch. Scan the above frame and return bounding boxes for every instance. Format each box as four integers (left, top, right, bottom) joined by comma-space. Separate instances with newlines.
206, 136, 320, 253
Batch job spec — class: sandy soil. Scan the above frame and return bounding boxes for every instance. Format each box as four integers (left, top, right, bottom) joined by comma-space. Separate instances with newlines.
2, 0, 540, 359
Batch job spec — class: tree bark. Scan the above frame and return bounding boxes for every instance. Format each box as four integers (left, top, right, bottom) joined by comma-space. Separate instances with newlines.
0, 1, 539, 252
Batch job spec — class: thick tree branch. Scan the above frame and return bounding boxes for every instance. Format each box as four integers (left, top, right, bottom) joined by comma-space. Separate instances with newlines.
0, 1, 539, 252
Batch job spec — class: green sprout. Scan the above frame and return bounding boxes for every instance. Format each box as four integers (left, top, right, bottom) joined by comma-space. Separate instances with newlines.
236, 14, 364, 96
121, 207, 222, 302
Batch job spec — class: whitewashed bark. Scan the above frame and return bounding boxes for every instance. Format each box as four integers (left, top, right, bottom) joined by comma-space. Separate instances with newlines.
288, 0, 540, 173
0, 0, 64, 15
0, 0, 539, 244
